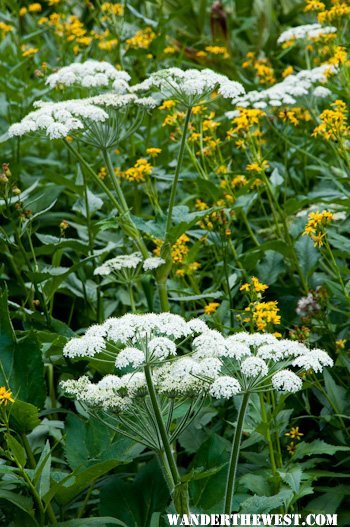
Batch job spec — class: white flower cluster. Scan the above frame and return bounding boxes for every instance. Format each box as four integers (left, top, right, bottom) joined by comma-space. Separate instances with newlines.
46, 60, 131, 92
131, 67, 245, 106
229, 64, 335, 109
8, 99, 108, 139
62, 314, 333, 411
88, 93, 158, 110
296, 293, 321, 317
278, 24, 337, 44
94, 252, 143, 276
94, 253, 166, 277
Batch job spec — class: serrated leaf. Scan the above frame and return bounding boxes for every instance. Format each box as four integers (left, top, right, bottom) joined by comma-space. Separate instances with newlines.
294, 440, 350, 460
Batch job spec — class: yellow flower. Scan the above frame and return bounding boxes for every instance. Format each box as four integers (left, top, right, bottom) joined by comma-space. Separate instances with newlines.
285, 426, 304, 440
146, 147, 161, 157
252, 276, 268, 292
205, 45, 229, 58
336, 339, 346, 351
164, 46, 176, 54
240, 283, 250, 292
303, 210, 334, 246
120, 159, 153, 183
22, 47, 39, 57
0, 387, 14, 406
98, 39, 118, 50
101, 2, 124, 16
287, 442, 296, 455
159, 99, 176, 111
0, 22, 13, 35
282, 65, 293, 78
246, 160, 269, 173
19, 7, 28, 16
253, 301, 281, 331
204, 302, 220, 315
304, 0, 325, 12
126, 27, 156, 49
29, 3, 42, 12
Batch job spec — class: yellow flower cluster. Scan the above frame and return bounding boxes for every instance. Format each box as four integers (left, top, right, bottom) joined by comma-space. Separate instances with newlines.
318, 0, 350, 22
227, 108, 266, 136
0, 386, 14, 406
246, 160, 269, 173
242, 52, 276, 85
39, 14, 92, 54
101, 2, 124, 16
312, 100, 349, 141
240, 276, 269, 293
279, 107, 312, 126
146, 147, 162, 157
303, 210, 334, 247
0, 22, 13, 35
120, 159, 153, 183
304, 0, 325, 11
251, 301, 281, 331
126, 27, 156, 49
196, 46, 229, 59
204, 302, 220, 315
20, 3, 42, 15
22, 47, 39, 58
285, 425, 304, 456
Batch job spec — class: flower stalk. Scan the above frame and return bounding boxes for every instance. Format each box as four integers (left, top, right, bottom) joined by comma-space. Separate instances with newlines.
223, 392, 250, 514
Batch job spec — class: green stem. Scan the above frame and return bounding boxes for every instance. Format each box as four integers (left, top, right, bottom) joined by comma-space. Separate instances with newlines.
144, 364, 190, 514
165, 107, 192, 240
128, 283, 136, 312
259, 393, 280, 492
224, 392, 250, 514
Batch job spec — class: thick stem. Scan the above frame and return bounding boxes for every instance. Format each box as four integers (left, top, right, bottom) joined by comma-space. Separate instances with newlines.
259, 393, 280, 492
224, 392, 250, 514
144, 364, 190, 514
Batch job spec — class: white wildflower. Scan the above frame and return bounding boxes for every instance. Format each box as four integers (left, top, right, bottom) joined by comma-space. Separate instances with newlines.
94, 252, 143, 276
241, 357, 268, 378
46, 60, 131, 91
209, 376, 241, 399
272, 370, 303, 393
115, 347, 145, 369
143, 257, 165, 271
313, 86, 332, 98
277, 24, 337, 44
148, 337, 177, 359
192, 329, 227, 358
292, 349, 334, 373
296, 293, 321, 317
8, 99, 108, 139
186, 318, 209, 335
224, 339, 252, 359
63, 335, 106, 358
231, 64, 336, 109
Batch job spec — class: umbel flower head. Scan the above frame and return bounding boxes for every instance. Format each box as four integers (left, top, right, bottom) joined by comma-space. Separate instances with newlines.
277, 23, 337, 45
230, 64, 335, 109
8, 93, 157, 148
94, 252, 165, 281
131, 67, 245, 107
46, 60, 131, 92
61, 314, 333, 415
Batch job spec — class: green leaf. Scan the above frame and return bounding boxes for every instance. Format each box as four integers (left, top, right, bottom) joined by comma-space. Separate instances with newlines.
239, 490, 293, 513
0, 490, 33, 516
33, 440, 51, 498
5, 434, 27, 467
279, 467, 302, 493
294, 440, 350, 460
323, 370, 347, 414
189, 434, 230, 511
9, 400, 41, 434
0, 289, 45, 407
295, 236, 319, 277
99, 459, 168, 526
257, 250, 285, 285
